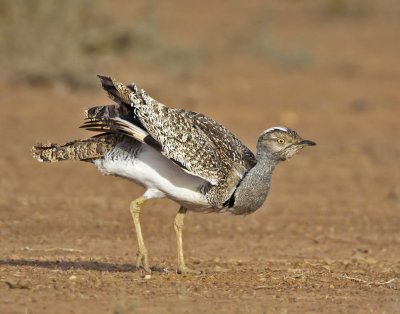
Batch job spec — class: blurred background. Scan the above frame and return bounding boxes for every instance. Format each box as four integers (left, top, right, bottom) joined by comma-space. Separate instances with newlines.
0, 0, 399, 312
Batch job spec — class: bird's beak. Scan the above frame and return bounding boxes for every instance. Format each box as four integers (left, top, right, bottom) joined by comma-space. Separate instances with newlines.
299, 139, 316, 146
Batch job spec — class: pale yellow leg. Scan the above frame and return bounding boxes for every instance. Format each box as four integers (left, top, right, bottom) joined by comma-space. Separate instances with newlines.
130, 196, 151, 273
174, 207, 201, 274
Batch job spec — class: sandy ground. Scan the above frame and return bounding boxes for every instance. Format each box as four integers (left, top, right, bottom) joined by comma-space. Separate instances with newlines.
1, 1, 399, 313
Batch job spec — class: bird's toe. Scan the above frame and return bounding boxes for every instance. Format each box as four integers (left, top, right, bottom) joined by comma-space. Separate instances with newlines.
177, 265, 202, 275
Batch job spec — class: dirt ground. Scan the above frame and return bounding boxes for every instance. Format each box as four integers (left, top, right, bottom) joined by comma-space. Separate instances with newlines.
1, 1, 399, 313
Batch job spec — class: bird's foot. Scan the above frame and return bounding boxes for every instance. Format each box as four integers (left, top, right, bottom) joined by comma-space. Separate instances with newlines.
177, 265, 201, 275
136, 249, 151, 273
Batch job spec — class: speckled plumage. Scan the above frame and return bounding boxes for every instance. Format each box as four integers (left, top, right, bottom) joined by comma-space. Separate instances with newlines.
82, 76, 257, 209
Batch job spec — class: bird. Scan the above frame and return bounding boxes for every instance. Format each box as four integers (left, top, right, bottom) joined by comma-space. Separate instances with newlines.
32, 75, 316, 274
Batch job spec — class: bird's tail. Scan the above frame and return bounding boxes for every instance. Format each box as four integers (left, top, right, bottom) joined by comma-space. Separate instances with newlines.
31, 135, 118, 163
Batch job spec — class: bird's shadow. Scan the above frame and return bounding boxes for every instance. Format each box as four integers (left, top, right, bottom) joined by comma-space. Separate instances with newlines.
0, 259, 166, 273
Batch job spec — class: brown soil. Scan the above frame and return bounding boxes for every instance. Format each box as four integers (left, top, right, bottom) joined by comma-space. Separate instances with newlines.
1, 1, 399, 313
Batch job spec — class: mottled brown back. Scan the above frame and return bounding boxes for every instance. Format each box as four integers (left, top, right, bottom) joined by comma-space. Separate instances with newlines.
82, 76, 259, 206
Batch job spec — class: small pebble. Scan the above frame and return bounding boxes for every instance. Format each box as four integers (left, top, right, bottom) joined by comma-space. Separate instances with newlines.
144, 274, 151, 280
69, 275, 77, 281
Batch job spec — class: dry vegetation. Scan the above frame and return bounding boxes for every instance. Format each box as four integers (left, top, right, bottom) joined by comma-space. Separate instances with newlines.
0, 0, 380, 89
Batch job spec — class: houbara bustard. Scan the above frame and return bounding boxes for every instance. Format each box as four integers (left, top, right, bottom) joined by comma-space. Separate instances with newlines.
32, 75, 315, 274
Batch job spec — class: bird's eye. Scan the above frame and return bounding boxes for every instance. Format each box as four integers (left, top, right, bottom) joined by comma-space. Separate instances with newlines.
277, 138, 285, 144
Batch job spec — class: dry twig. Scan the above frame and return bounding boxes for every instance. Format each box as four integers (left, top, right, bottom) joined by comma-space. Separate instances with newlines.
339, 274, 396, 287
22, 247, 82, 253
254, 285, 274, 290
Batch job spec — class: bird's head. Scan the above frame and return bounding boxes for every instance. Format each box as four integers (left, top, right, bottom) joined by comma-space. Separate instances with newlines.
257, 126, 316, 161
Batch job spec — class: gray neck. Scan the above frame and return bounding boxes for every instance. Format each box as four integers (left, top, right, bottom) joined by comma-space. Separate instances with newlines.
231, 150, 279, 215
